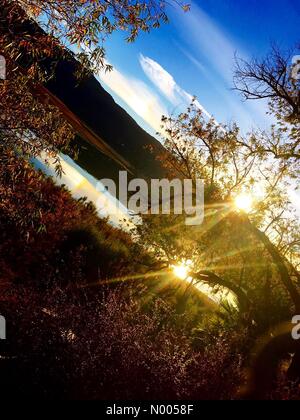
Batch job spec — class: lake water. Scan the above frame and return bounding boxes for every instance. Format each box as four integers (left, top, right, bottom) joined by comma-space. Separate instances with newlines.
33, 153, 137, 232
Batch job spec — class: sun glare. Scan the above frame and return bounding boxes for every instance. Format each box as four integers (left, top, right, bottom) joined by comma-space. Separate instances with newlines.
172, 260, 193, 280
234, 193, 253, 213
173, 264, 189, 280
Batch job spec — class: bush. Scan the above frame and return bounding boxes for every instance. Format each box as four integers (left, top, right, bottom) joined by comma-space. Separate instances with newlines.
0, 286, 243, 400
0, 152, 140, 288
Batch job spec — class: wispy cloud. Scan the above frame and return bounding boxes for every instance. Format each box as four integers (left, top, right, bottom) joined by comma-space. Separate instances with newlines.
180, 47, 259, 129
172, 2, 273, 130
139, 54, 212, 119
174, 4, 241, 82
139, 54, 177, 104
97, 64, 167, 133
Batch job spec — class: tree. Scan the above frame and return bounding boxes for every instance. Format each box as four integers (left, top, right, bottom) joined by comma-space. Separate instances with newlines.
138, 101, 300, 325
0, 0, 189, 156
134, 95, 300, 396
233, 44, 300, 165
0, 66, 75, 174
233, 44, 300, 124
1, 0, 190, 76
0, 0, 190, 215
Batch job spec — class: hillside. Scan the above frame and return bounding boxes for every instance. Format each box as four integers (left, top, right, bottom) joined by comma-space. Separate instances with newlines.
45, 59, 166, 182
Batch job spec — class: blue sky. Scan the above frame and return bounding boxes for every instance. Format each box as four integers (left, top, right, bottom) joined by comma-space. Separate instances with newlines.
96, 0, 299, 137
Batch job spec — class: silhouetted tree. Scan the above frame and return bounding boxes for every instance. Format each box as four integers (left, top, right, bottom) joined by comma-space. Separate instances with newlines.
234, 44, 300, 124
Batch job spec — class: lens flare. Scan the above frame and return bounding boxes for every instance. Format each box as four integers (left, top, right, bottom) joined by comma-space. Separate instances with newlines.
234, 193, 253, 213
173, 264, 189, 280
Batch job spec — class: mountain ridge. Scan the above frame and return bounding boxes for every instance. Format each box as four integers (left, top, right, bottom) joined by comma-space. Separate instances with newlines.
45, 59, 166, 182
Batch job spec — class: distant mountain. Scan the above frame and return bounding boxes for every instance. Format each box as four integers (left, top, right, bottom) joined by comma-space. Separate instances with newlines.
45, 59, 166, 182
1, 2, 166, 183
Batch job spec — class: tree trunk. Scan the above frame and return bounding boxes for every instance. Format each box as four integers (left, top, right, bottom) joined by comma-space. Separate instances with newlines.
191, 270, 251, 313
243, 217, 300, 313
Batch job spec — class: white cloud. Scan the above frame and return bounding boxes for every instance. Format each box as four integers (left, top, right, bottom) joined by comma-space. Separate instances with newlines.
140, 55, 178, 104
139, 54, 212, 119
97, 64, 167, 133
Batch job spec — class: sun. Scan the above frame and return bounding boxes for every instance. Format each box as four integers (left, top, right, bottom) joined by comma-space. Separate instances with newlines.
234, 193, 253, 213
172, 260, 192, 280
173, 264, 189, 280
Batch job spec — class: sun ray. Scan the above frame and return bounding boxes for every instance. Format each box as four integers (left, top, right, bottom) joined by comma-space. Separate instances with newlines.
80, 269, 169, 288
